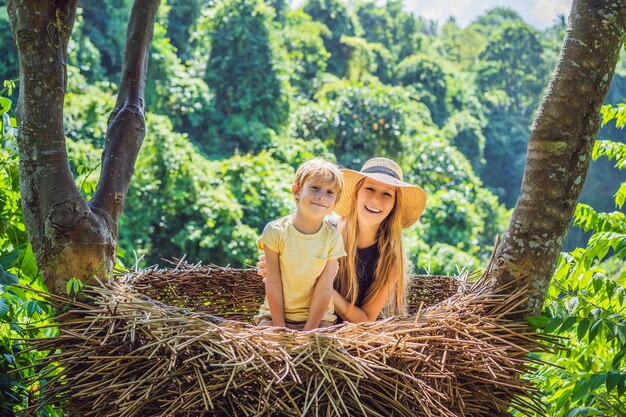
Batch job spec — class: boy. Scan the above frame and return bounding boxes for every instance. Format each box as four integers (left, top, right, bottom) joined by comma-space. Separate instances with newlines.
256, 158, 346, 330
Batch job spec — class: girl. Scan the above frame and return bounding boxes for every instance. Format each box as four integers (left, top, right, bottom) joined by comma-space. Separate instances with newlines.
259, 157, 426, 323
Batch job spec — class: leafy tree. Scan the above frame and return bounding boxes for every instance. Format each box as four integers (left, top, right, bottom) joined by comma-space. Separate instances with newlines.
0, 9, 18, 84
120, 115, 260, 267
436, 19, 486, 70
471, 7, 523, 34
291, 82, 412, 168
397, 53, 448, 125
442, 111, 486, 173
481, 113, 530, 207
355, 1, 392, 47
386, 0, 422, 61
81, 0, 133, 78
204, 0, 289, 153
279, 10, 330, 98
476, 22, 546, 116
68, 10, 105, 83
165, 0, 204, 60
145, 21, 212, 139
215, 151, 294, 233
340, 36, 394, 84
303, 0, 355, 77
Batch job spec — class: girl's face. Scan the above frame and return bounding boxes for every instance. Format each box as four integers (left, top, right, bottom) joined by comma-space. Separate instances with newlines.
356, 178, 396, 227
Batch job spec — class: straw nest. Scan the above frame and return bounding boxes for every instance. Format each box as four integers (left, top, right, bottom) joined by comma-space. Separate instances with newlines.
18, 263, 554, 417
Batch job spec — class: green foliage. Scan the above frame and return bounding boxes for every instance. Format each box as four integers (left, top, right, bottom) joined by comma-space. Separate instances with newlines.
146, 22, 213, 138
421, 189, 484, 250
408, 239, 480, 277
204, 0, 289, 153
340, 36, 394, 84
64, 74, 116, 147
279, 10, 331, 98
0, 9, 18, 84
119, 115, 295, 267
397, 53, 448, 125
268, 133, 332, 170
472, 7, 523, 34
68, 10, 106, 82
402, 133, 477, 195
436, 20, 486, 71
166, 0, 204, 60
216, 151, 294, 233
291, 82, 410, 168
80, 0, 133, 78
476, 21, 546, 116
481, 113, 530, 207
303, 0, 355, 77
442, 111, 486, 173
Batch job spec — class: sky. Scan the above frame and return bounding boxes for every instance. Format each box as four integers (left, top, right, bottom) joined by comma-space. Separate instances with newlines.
403, 0, 573, 29
291, 0, 574, 30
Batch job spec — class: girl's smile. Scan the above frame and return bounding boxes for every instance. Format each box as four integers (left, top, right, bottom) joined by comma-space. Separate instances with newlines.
357, 178, 396, 225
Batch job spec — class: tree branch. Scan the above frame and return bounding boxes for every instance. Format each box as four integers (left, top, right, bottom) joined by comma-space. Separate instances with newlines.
7, 0, 86, 252
90, 0, 161, 229
489, 0, 626, 316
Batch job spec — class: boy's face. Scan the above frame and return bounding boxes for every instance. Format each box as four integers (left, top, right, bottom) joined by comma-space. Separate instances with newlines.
293, 178, 338, 220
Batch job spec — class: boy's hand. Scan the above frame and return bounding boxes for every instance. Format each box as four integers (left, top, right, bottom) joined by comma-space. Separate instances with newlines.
257, 254, 267, 280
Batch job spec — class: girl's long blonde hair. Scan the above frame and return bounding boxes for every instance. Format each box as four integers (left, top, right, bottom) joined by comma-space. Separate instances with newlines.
336, 178, 406, 316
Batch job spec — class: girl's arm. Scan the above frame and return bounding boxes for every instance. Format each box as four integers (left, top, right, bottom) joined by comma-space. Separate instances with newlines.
303, 259, 339, 331
332, 271, 398, 323
264, 248, 285, 327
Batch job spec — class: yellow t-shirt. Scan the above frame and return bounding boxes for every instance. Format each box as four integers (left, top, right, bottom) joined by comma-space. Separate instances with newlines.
257, 215, 346, 323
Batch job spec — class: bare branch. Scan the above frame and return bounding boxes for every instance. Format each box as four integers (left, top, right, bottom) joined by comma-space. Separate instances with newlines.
90, 0, 161, 228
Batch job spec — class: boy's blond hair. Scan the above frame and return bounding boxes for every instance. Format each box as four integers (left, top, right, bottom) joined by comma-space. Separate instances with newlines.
293, 158, 344, 202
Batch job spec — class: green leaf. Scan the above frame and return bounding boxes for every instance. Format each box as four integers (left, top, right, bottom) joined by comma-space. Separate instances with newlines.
615, 181, 626, 209
0, 298, 9, 319
592, 277, 603, 293
0, 247, 21, 270
589, 319, 602, 342
66, 278, 83, 296
577, 318, 590, 341
527, 315, 548, 328
0, 265, 18, 287
613, 351, 625, 368
571, 379, 590, 402
588, 373, 606, 393
606, 371, 621, 392
545, 317, 563, 334
618, 374, 626, 398
560, 316, 578, 333
0, 97, 11, 115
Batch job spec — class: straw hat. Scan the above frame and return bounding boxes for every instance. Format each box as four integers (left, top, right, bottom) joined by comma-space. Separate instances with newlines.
334, 157, 426, 228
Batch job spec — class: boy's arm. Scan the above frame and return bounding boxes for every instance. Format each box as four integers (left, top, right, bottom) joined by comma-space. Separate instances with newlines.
303, 259, 339, 331
264, 247, 285, 327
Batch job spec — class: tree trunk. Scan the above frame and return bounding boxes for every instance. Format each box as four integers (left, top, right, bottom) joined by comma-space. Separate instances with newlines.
489, 0, 626, 317
7, 0, 160, 295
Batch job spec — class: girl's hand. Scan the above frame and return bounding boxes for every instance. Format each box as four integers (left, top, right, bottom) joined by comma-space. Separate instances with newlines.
257, 255, 267, 278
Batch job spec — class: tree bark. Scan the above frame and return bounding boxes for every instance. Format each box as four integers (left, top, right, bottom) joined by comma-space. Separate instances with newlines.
8, 0, 160, 295
489, 0, 626, 317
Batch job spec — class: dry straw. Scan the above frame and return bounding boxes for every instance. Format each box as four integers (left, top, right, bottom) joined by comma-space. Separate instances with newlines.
15, 264, 556, 416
